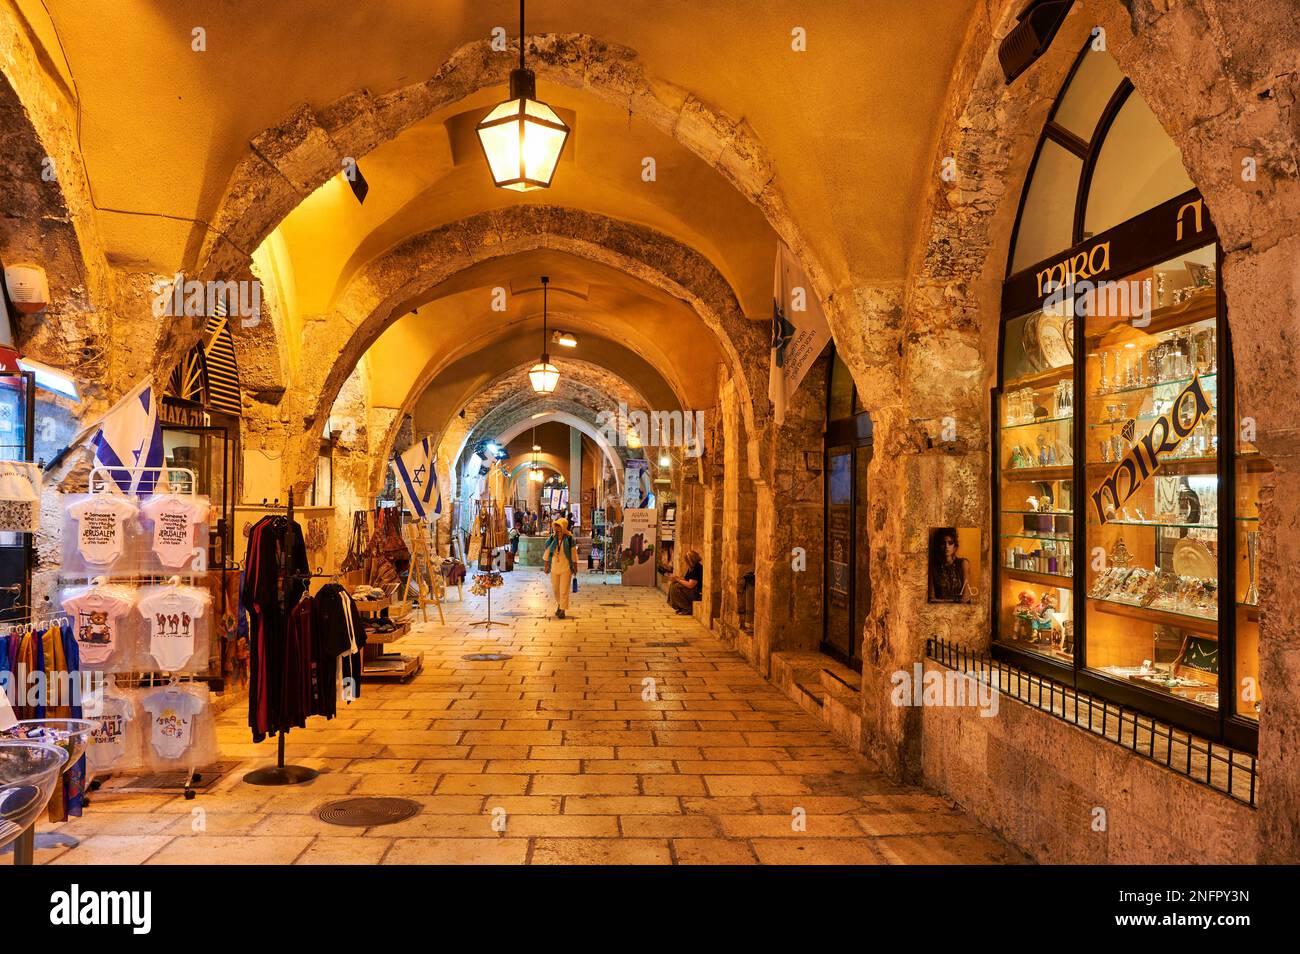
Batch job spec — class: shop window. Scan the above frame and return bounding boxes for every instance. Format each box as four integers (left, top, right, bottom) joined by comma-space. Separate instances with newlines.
1083, 91, 1194, 238
1010, 141, 1083, 273
996, 38, 1258, 749
1050, 45, 1123, 140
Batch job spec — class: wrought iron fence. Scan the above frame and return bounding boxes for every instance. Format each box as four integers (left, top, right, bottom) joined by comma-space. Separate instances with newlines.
925, 637, 1257, 807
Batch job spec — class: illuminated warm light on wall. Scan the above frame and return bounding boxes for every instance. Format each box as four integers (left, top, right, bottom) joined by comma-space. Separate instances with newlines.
554, 331, 577, 348
658, 452, 671, 467
475, 0, 570, 191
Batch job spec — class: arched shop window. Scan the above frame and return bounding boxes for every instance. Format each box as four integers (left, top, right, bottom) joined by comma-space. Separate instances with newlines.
995, 41, 1266, 749
823, 349, 872, 670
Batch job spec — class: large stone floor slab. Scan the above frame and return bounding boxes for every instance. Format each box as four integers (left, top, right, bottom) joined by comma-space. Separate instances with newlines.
42, 568, 1028, 865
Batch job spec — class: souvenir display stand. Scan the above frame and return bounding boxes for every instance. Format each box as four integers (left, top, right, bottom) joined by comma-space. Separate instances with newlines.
73, 467, 216, 799
355, 593, 423, 682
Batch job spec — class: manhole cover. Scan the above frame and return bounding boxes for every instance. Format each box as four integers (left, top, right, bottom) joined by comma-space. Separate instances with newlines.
317, 797, 421, 828
602, 602, 628, 607
462, 652, 513, 661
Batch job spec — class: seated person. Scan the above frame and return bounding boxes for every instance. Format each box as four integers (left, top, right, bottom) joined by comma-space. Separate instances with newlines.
667, 550, 704, 615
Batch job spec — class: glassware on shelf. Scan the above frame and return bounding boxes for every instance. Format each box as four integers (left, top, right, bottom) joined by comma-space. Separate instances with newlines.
1245, 530, 1259, 606
1097, 350, 1113, 394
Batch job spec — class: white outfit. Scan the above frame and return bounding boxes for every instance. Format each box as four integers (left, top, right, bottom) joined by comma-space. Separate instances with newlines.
141, 494, 207, 568
69, 496, 139, 566
137, 586, 208, 671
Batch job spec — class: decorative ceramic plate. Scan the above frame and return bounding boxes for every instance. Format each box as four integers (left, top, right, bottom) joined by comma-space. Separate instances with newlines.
1037, 314, 1072, 368
1172, 538, 1216, 580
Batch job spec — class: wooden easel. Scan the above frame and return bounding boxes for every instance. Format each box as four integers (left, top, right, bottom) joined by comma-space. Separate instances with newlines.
400, 521, 445, 624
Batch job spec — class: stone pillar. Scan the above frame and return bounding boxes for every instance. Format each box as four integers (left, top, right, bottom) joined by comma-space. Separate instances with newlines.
719, 376, 758, 656
569, 426, 582, 526
751, 354, 830, 674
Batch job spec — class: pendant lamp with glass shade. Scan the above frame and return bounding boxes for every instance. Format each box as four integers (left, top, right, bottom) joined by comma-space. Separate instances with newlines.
476, 0, 571, 191
529, 276, 560, 394
528, 427, 544, 482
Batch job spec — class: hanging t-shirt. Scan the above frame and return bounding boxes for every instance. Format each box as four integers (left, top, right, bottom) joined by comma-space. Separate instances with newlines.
141, 495, 207, 568
85, 690, 136, 771
137, 587, 207, 671
141, 688, 205, 760
69, 496, 139, 566
62, 588, 136, 666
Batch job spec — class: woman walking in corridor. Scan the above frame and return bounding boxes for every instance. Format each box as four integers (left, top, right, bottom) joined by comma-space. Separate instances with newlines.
542, 516, 578, 618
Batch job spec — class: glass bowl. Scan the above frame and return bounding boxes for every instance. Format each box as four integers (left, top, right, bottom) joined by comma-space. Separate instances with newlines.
0, 742, 68, 849
2, 719, 98, 771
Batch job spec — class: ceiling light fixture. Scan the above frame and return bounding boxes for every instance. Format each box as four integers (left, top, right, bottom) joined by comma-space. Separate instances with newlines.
553, 331, 577, 348
475, 0, 570, 191
528, 276, 560, 393
529, 427, 544, 481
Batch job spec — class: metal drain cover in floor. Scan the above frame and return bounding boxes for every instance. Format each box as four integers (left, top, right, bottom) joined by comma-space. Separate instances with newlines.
602, 602, 628, 607
463, 652, 513, 661
317, 797, 421, 828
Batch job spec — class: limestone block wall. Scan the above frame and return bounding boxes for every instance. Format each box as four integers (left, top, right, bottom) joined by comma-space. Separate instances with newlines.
920, 663, 1258, 863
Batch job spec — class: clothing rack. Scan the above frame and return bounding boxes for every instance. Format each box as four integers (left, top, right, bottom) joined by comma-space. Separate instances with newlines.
243, 487, 319, 786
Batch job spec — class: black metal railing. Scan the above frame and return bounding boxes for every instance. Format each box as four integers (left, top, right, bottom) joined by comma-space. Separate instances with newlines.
925, 637, 1257, 807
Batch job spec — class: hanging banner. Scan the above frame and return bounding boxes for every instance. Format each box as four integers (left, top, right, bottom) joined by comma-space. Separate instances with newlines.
624, 459, 651, 509
769, 241, 831, 426
621, 508, 657, 586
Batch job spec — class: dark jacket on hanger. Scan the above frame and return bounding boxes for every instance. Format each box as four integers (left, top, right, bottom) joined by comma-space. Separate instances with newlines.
241, 515, 309, 742
313, 583, 367, 718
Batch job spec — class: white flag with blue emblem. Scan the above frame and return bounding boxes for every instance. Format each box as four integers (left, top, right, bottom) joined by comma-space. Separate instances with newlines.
391, 437, 440, 521
91, 377, 164, 496
769, 241, 830, 426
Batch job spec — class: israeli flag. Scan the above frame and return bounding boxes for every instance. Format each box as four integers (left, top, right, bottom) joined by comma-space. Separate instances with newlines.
91, 378, 164, 496
392, 437, 441, 521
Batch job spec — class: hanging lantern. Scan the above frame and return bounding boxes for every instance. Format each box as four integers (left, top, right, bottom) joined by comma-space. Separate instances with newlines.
476, 0, 570, 191
529, 275, 560, 393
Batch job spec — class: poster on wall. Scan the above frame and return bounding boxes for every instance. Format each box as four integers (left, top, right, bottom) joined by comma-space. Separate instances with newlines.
624, 459, 651, 509
927, 526, 980, 604
621, 508, 657, 586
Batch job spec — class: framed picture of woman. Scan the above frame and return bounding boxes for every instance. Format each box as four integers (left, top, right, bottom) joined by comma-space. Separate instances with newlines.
928, 527, 980, 604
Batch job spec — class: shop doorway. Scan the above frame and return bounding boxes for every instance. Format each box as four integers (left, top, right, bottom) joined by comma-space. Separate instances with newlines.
823, 350, 872, 670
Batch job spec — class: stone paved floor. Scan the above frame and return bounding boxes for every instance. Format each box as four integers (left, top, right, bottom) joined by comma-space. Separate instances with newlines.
33, 568, 1027, 865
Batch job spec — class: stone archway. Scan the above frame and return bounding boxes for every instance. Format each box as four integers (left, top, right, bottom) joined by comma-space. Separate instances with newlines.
268, 206, 764, 493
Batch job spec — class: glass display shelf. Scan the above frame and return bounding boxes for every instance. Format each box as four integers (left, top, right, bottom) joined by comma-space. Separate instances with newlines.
1000, 532, 1073, 542
1094, 519, 1218, 530
1086, 414, 1164, 428
1002, 415, 1072, 431
1084, 289, 1217, 345
1085, 455, 1219, 476
1004, 465, 1073, 480
1090, 595, 1219, 635
1004, 364, 1072, 391
1088, 371, 1216, 399
1001, 508, 1072, 516
1235, 516, 1260, 522
1004, 567, 1072, 586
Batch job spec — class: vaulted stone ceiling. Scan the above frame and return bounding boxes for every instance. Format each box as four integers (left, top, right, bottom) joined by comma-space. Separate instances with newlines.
20, 0, 979, 290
